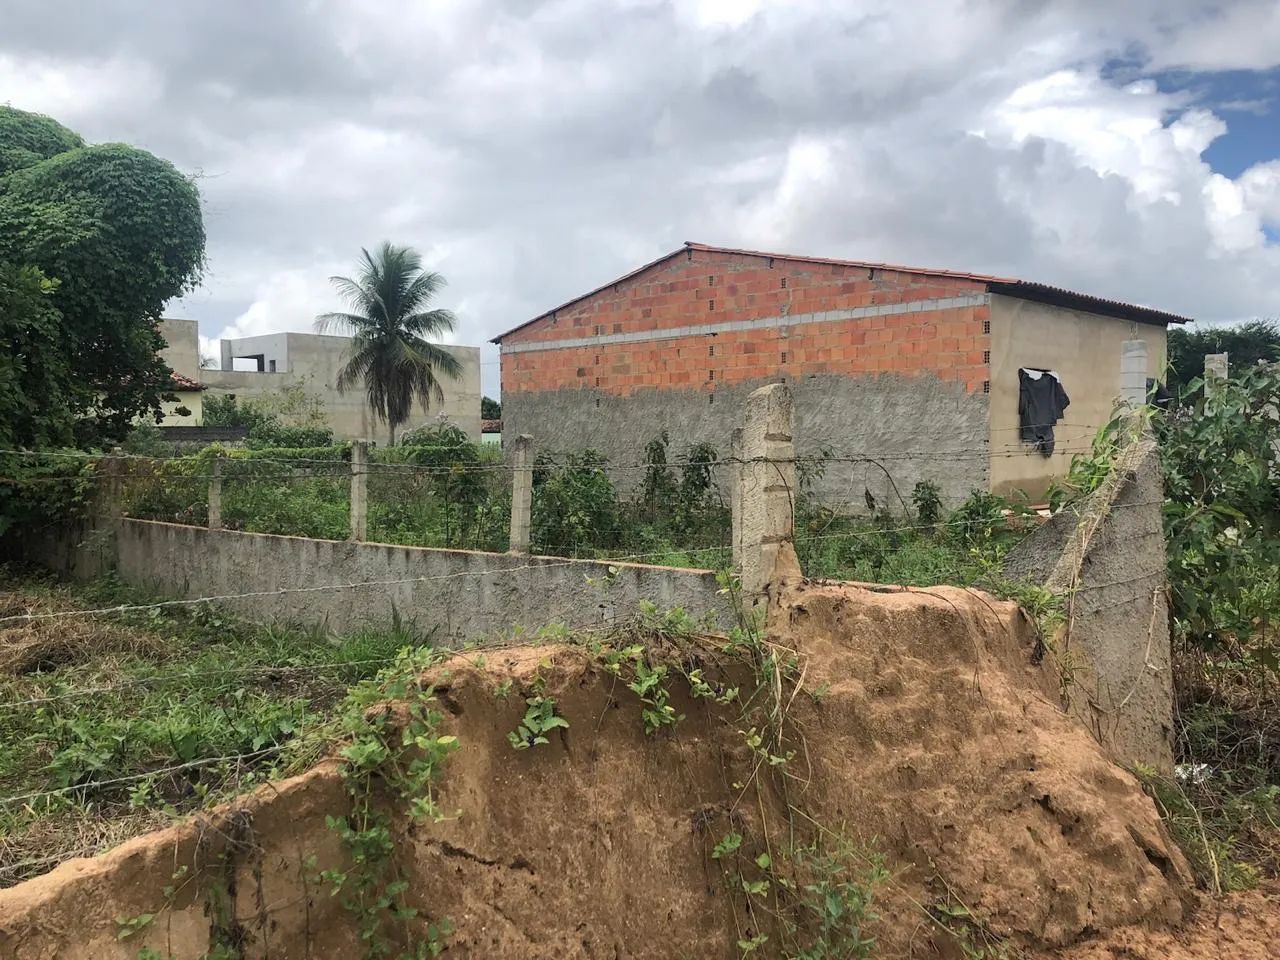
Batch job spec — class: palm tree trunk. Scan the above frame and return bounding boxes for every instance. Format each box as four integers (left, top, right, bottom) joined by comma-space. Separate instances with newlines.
389, 422, 396, 447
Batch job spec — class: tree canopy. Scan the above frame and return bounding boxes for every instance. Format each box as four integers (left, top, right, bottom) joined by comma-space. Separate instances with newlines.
1167, 319, 1280, 398
0, 106, 205, 448
316, 242, 462, 445
0, 107, 83, 178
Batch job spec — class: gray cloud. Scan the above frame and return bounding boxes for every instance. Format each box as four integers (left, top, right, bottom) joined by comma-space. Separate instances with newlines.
1, 0, 1278, 394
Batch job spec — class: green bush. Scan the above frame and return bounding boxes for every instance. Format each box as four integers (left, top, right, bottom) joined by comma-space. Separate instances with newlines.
245, 423, 334, 448
531, 451, 621, 555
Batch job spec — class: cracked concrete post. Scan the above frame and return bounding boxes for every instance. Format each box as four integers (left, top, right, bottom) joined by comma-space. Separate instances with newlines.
1119, 339, 1148, 407
508, 434, 533, 554
1204, 353, 1228, 401
350, 440, 368, 542
737, 383, 801, 603
208, 454, 223, 531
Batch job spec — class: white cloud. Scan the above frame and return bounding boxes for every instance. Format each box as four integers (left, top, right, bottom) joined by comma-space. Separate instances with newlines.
0, 54, 158, 122
1, 0, 1277, 396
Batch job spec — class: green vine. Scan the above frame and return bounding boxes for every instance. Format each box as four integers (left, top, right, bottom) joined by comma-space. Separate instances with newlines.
322, 646, 458, 959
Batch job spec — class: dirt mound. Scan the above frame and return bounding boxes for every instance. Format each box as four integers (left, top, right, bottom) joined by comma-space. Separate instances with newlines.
1052, 881, 1280, 960
0, 580, 1209, 958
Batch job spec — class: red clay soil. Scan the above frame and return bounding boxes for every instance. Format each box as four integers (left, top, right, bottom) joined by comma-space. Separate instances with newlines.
0, 580, 1270, 958
1049, 882, 1280, 960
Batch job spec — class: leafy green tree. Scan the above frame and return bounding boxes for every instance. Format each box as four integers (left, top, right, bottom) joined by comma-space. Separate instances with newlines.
0, 107, 205, 445
0, 106, 82, 177
481, 396, 501, 420
1167, 320, 1280, 398
316, 242, 461, 445
0, 263, 72, 449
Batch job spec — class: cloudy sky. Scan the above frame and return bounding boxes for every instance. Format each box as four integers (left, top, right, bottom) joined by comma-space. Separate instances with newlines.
3, 0, 1279, 395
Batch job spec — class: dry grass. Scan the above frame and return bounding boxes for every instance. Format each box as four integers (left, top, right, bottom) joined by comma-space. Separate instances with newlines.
0, 809, 170, 887
0, 585, 164, 676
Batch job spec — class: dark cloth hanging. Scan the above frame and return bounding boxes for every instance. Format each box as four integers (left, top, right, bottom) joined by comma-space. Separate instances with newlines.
1018, 368, 1070, 456
1147, 378, 1172, 409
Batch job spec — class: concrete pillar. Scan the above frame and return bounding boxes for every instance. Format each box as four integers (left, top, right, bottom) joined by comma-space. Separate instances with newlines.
1204, 353, 1228, 400
729, 427, 743, 570
208, 455, 223, 531
1119, 339, 1148, 407
350, 440, 368, 542
737, 383, 801, 603
508, 435, 533, 554
102, 448, 126, 524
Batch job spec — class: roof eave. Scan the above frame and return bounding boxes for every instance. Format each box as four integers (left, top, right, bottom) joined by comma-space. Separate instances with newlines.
988, 281, 1191, 327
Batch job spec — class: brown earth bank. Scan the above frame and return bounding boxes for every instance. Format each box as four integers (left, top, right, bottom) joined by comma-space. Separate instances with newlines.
0, 579, 1250, 959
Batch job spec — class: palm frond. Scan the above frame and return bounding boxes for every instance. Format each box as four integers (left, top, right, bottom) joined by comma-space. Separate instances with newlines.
315, 311, 374, 336
327, 275, 377, 314
335, 345, 376, 395
403, 308, 457, 339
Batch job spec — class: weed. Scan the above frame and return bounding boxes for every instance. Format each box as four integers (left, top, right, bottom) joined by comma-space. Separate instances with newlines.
114, 912, 155, 941
507, 693, 569, 750
625, 657, 684, 735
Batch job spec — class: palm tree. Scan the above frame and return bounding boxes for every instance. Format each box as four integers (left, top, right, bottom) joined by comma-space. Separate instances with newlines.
316, 242, 462, 445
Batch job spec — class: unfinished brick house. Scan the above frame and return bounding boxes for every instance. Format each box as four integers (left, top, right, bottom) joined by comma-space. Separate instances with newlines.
494, 243, 1189, 504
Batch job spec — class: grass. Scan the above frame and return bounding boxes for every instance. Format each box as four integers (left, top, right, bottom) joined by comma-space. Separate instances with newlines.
0, 567, 438, 886
1138, 642, 1280, 891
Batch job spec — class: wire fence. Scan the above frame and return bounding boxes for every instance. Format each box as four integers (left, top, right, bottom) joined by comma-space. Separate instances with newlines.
0, 426, 1110, 575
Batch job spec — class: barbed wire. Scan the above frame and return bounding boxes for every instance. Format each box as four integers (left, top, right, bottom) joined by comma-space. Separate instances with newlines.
0, 441, 1113, 482
792, 500, 1167, 545
0, 543, 734, 626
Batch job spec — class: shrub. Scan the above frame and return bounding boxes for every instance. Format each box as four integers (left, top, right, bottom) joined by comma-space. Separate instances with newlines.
531, 451, 620, 555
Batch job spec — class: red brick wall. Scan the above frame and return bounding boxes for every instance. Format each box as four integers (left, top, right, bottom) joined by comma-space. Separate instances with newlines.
500, 248, 992, 396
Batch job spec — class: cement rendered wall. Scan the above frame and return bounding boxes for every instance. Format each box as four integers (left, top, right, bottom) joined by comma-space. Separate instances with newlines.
105, 520, 732, 642
158, 318, 201, 380
1003, 429, 1173, 772
988, 296, 1168, 501
505, 372, 990, 508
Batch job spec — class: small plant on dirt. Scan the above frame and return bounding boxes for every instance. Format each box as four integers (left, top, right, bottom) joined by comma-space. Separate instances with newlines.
780, 840, 886, 960
685, 667, 739, 706
507, 692, 569, 750
115, 912, 155, 941
712, 832, 744, 860
929, 900, 1021, 959
626, 657, 684, 735
807, 682, 832, 704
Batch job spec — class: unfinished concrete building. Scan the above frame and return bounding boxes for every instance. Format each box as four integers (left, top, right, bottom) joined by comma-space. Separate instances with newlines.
159, 319, 483, 442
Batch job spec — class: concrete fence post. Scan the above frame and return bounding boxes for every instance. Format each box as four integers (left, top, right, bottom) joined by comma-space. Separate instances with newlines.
350, 440, 368, 542
508, 434, 534, 554
208, 454, 223, 531
1204, 353, 1228, 401
736, 383, 801, 604
729, 427, 743, 571
1119, 339, 1148, 407
104, 447, 126, 523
